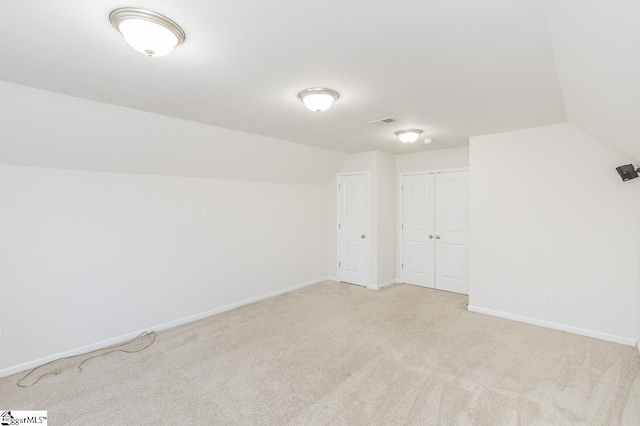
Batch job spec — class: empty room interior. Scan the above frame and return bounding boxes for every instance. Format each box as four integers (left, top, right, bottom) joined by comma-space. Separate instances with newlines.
1, 0, 640, 424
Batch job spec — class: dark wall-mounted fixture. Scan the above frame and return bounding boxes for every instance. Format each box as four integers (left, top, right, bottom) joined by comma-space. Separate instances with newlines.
615, 164, 640, 182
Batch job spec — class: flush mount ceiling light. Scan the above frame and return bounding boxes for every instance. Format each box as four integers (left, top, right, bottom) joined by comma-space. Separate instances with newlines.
298, 88, 339, 112
395, 129, 423, 143
109, 8, 185, 57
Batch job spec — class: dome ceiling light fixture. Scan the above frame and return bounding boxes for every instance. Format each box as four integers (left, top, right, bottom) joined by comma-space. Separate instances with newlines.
109, 8, 185, 57
298, 88, 339, 112
395, 129, 423, 143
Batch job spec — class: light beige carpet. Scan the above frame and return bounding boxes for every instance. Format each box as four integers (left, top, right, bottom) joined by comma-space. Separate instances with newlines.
1, 281, 639, 425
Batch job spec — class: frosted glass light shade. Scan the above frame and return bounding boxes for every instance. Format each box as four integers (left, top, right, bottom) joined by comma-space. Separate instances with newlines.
110, 8, 185, 57
298, 88, 339, 112
119, 19, 177, 56
395, 129, 423, 143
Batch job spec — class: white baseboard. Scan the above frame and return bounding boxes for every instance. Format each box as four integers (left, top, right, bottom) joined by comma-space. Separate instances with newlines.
329, 277, 396, 290
0, 277, 328, 379
380, 279, 396, 288
467, 305, 637, 347
367, 279, 396, 291
637, 342, 640, 357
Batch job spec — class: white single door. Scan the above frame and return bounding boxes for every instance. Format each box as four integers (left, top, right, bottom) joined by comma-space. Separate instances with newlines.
434, 171, 469, 294
337, 173, 368, 286
401, 174, 435, 288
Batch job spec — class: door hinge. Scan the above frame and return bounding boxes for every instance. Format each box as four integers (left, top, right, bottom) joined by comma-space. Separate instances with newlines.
338, 223, 341, 229
402, 263, 404, 269
402, 184, 404, 190
338, 184, 341, 191
339, 261, 341, 268
401, 224, 404, 230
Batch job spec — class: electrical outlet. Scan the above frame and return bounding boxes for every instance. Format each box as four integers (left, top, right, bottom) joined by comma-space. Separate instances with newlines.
237, 277, 243, 286
544, 291, 553, 303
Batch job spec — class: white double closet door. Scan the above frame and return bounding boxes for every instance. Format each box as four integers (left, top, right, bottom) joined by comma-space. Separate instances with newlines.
401, 171, 469, 294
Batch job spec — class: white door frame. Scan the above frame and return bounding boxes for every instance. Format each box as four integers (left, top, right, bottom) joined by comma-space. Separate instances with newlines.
337, 171, 370, 287
398, 167, 469, 285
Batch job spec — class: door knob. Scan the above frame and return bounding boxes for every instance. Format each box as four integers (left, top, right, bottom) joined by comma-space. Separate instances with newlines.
435, 235, 440, 239
428, 234, 433, 239
361, 234, 366, 239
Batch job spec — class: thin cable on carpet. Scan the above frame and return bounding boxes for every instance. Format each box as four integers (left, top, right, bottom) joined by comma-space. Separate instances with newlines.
16, 331, 156, 388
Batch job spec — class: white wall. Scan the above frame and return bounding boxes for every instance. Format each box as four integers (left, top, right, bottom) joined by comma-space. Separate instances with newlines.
328, 151, 396, 287
395, 147, 470, 279
327, 177, 339, 280
0, 165, 329, 373
376, 152, 396, 286
396, 146, 469, 173
469, 123, 639, 343
329, 152, 378, 285
0, 81, 348, 186
330, 148, 468, 285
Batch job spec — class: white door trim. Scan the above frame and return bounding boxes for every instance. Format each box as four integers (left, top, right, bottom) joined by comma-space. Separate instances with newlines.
399, 173, 435, 287
398, 168, 469, 287
434, 170, 469, 294
337, 171, 370, 287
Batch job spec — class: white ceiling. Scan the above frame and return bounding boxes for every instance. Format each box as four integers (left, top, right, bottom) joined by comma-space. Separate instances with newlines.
0, 0, 567, 154
544, 0, 640, 162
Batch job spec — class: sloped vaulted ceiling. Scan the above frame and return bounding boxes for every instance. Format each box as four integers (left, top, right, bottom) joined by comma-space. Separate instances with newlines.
544, 0, 640, 162
0, 0, 565, 156
0, 0, 637, 179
